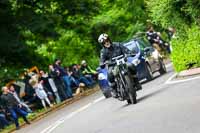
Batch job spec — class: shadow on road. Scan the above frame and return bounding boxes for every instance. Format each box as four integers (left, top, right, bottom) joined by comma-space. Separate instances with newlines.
140, 74, 161, 85
137, 86, 169, 103
116, 86, 170, 111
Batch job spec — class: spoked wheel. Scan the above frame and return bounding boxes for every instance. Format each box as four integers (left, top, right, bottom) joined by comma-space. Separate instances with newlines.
124, 75, 137, 104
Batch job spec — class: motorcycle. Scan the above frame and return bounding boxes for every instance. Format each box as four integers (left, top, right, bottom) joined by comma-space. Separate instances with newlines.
109, 54, 137, 104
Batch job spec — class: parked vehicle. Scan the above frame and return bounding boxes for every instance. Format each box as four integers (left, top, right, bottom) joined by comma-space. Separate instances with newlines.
123, 37, 167, 81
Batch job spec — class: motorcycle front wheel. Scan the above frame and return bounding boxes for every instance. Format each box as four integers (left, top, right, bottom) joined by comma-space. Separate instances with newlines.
124, 75, 137, 104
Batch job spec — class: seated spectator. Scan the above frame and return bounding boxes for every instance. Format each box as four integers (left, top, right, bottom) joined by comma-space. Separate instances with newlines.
1, 86, 30, 130
67, 66, 80, 91
72, 64, 93, 87
80, 60, 97, 76
0, 105, 9, 129
9, 84, 32, 113
29, 78, 53, 110
80, 60, 97, 85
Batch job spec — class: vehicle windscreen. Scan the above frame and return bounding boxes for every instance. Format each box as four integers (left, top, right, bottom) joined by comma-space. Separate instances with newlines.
124, 41, 139, 54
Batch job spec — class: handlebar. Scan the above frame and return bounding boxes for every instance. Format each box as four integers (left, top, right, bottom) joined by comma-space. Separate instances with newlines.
103, 54, 136, 66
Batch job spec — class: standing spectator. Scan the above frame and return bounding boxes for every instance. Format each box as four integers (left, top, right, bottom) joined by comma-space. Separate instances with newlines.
49, 65, 68, 101
1, 86, 30, 130
39, 70, 56, 103
48, 77, 61, 104
167, 27, 176, 52
23, 73, 40, 106
29, 79, 53, 110
9, 85, 32, 113
54, 59, 73, 98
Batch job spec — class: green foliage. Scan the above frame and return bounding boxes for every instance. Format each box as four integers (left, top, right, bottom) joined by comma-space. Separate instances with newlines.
91, 0, 147, 42
171, 25, 200, 72
49, 30, 99, 66
1, 0, 200, 85
146, 0, 200, 71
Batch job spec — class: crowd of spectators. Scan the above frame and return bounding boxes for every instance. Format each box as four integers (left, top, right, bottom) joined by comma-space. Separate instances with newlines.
0, 59, 97, 130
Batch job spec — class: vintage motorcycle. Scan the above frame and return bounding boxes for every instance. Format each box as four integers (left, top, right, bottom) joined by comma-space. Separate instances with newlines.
109, 54, 137, 104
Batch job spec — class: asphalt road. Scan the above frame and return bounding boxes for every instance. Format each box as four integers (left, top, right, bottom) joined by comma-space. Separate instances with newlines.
16, 64, 200, 133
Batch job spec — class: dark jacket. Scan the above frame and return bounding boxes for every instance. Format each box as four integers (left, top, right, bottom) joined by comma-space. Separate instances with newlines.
1, 93, 20, 109
40, 76, 54, 94
100, 42, 131, 65
72, 68, 82, 79
54, 64, 67, 77
146, 31, 159, 45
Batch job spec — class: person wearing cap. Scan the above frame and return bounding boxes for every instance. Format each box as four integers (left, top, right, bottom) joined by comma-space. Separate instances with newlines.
80, 60, 97, 84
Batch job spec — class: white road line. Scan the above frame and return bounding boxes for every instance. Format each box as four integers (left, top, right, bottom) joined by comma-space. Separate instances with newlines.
45, 121, 64, 133
93, 96, 105, 103
165, 74, 200, 84
165, 73, 177, 84
40, 97, 104, 133
76, 103, 92, 113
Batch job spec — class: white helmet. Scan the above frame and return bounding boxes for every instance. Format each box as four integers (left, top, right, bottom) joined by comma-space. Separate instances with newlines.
98, 33, 109, 44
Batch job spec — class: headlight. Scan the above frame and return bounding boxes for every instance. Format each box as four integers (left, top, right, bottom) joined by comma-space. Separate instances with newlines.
131, 59, 140, 66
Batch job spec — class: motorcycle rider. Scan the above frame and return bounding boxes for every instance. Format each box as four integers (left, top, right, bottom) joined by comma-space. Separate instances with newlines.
98, 33, 142, 97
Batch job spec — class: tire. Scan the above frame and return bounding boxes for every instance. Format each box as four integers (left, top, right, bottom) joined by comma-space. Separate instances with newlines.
145, 64, 153, 81
127, 91, 137, 104
159, 59, 167, 75
124, 75, 137, 104
103, 89, 112, 98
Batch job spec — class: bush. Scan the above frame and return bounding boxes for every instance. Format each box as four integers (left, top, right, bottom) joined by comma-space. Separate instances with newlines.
171, 25, 200, 72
